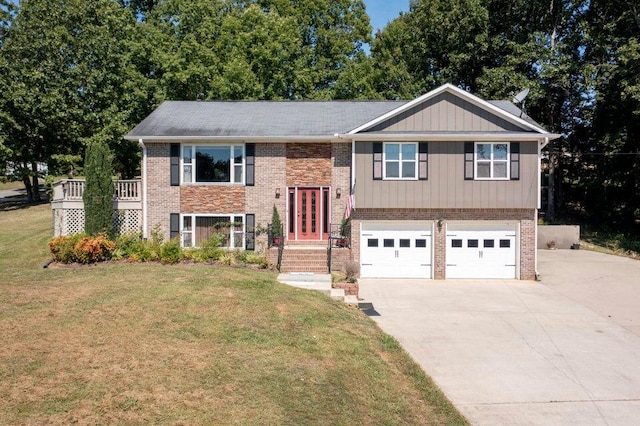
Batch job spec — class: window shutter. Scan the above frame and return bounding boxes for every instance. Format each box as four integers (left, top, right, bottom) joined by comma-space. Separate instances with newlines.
418, 142, 428, 180
464, 142, 474, 180
245, 143, 255, 186
170, 144, 180, 186
373, 142, 383, 180
245, 214, 255, 250
170, 213, 180, 239
510, 142, 520, 180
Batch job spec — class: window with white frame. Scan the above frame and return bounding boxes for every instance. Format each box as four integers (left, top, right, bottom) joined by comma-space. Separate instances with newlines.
383, 142, 417, 179
182, 145, 244, 184
181, 214, 245, 248
475, 142, 509, 179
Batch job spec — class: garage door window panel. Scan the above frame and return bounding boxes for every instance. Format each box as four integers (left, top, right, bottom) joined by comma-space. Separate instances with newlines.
416, 239, 427, 248
399, 239, 410, 248
484, 239, 494, 248
383, 239, 395, 247
468, 239, 479, 248
368, 238, 378, 247
500, 239, 511, 248
452, 239, 462, 248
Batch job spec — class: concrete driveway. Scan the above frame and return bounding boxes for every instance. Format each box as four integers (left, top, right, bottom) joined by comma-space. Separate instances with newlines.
359, 250, 640, 425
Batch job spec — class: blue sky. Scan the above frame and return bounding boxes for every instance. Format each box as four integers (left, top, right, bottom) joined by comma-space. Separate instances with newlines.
364, 0, 411, 34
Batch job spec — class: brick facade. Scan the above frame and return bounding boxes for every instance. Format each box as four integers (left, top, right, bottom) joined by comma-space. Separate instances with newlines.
331, 143, 351, 229
351, 208, 537, 280
245, 143, 287, 252
145, 143, 180, 239
143, 142, 537, 280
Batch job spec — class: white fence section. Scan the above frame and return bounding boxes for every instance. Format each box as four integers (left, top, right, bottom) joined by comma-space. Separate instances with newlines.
51, 179, 142, 237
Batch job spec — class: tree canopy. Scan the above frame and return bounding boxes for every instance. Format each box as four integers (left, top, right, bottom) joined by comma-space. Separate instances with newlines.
0, 0, 638, 235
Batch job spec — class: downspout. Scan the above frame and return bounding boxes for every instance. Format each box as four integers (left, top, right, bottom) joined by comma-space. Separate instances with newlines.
138, 138, 148, 239
535, 137, 548, 280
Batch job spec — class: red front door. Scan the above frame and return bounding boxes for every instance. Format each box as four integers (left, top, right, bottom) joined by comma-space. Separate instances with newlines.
296, 187, 321, 240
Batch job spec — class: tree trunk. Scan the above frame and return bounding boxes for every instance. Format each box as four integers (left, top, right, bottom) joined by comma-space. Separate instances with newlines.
31, 161, 41, 201
21, 165, 33, 201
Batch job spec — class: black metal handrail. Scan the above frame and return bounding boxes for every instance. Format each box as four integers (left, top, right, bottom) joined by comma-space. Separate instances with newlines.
267, 223, 284, 271
327, 223, 351, 273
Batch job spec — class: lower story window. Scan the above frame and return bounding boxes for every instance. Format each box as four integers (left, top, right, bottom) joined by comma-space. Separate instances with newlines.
181, 214, 245, 248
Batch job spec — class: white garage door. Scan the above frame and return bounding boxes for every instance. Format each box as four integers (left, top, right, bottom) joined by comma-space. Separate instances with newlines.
446, 223, 517, 279
361, 222, 432, 279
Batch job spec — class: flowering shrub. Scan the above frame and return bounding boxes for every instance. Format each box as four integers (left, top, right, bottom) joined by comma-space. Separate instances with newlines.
49, 234, 84, 263
73, 234, 116, 263
49, 233, 115, 264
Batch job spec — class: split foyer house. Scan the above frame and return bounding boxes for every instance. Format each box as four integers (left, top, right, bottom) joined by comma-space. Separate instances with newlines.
54, 83, 560, 280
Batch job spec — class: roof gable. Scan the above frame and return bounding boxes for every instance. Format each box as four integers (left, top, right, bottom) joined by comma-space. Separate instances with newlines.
348, 84, 548, 134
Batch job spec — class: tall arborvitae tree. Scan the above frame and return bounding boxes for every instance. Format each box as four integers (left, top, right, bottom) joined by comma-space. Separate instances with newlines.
83, 138, 114, 236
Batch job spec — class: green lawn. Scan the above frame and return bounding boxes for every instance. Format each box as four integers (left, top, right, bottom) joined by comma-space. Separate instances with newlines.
0, 203, 467, 425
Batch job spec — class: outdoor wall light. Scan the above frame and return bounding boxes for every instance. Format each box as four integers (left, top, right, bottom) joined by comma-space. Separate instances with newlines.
336, 188, 342, 198
437, 219, 444, 231
275, 188, 281, 198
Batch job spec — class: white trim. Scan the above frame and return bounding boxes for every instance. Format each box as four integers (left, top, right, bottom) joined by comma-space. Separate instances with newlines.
127, 133, 561, 143
181, 143, 245, 185
534, 209, 539, 279
344, 133, 560, 142
348, 83, 551, 135
138, 139, 148, 238
180, 213, 246, 248
382, 142, 418, 180
474, 142, 510, 180
125, 135, 345, 142
538, 139, 544, 209
351, 140, 356, 209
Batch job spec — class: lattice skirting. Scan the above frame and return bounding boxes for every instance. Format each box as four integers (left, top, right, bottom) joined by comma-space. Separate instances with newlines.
53, 208, 142, 236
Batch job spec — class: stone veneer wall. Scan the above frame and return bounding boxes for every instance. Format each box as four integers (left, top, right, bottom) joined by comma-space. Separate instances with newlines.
145, 143, 180, 239
286, 143, 332, 186
181, 186, 245, 213
351, 208, 537, 280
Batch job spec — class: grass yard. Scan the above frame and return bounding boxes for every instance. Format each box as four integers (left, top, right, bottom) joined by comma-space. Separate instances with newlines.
0, 203, 467, 425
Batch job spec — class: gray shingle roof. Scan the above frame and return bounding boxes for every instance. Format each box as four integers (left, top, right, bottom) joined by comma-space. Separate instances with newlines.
125, 98, 543, 139
126, 101, 406, 138
488, 100, 541, 128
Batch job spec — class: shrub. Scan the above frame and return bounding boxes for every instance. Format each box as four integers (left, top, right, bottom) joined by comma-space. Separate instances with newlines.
73, 234, 116, 264
49, 233, 115, 264
49, 234, 84, 263
112, 232, 157, 262
245, 252, 269, 268
193, 234, 225, 262
344, 260, 360, 283
218, 253, 234, 266
160, 238, 184, 264
83, 138, 114, 236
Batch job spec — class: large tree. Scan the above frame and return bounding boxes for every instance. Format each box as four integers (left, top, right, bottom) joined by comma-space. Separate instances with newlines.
0, 0, 146, 200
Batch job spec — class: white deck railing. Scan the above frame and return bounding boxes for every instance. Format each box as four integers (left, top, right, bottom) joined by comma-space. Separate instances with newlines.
52, 179, 141, 201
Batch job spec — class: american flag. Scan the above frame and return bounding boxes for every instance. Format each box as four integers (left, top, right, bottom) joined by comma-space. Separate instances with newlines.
344, 181, 355, 219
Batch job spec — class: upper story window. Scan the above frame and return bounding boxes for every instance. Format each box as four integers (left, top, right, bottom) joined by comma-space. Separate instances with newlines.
383, 142, 417, 180
475, 142, 509, 180
182, 145, 244, 184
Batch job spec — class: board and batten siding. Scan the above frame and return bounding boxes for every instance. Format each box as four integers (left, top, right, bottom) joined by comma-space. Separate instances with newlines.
369, 92, 527, 132
354, 141, 539, 209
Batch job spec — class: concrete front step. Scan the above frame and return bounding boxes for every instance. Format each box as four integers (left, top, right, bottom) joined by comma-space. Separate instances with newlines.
276, 273, 357, 305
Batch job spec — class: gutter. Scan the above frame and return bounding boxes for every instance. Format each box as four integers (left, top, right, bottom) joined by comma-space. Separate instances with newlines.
138, 138, 148, 239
